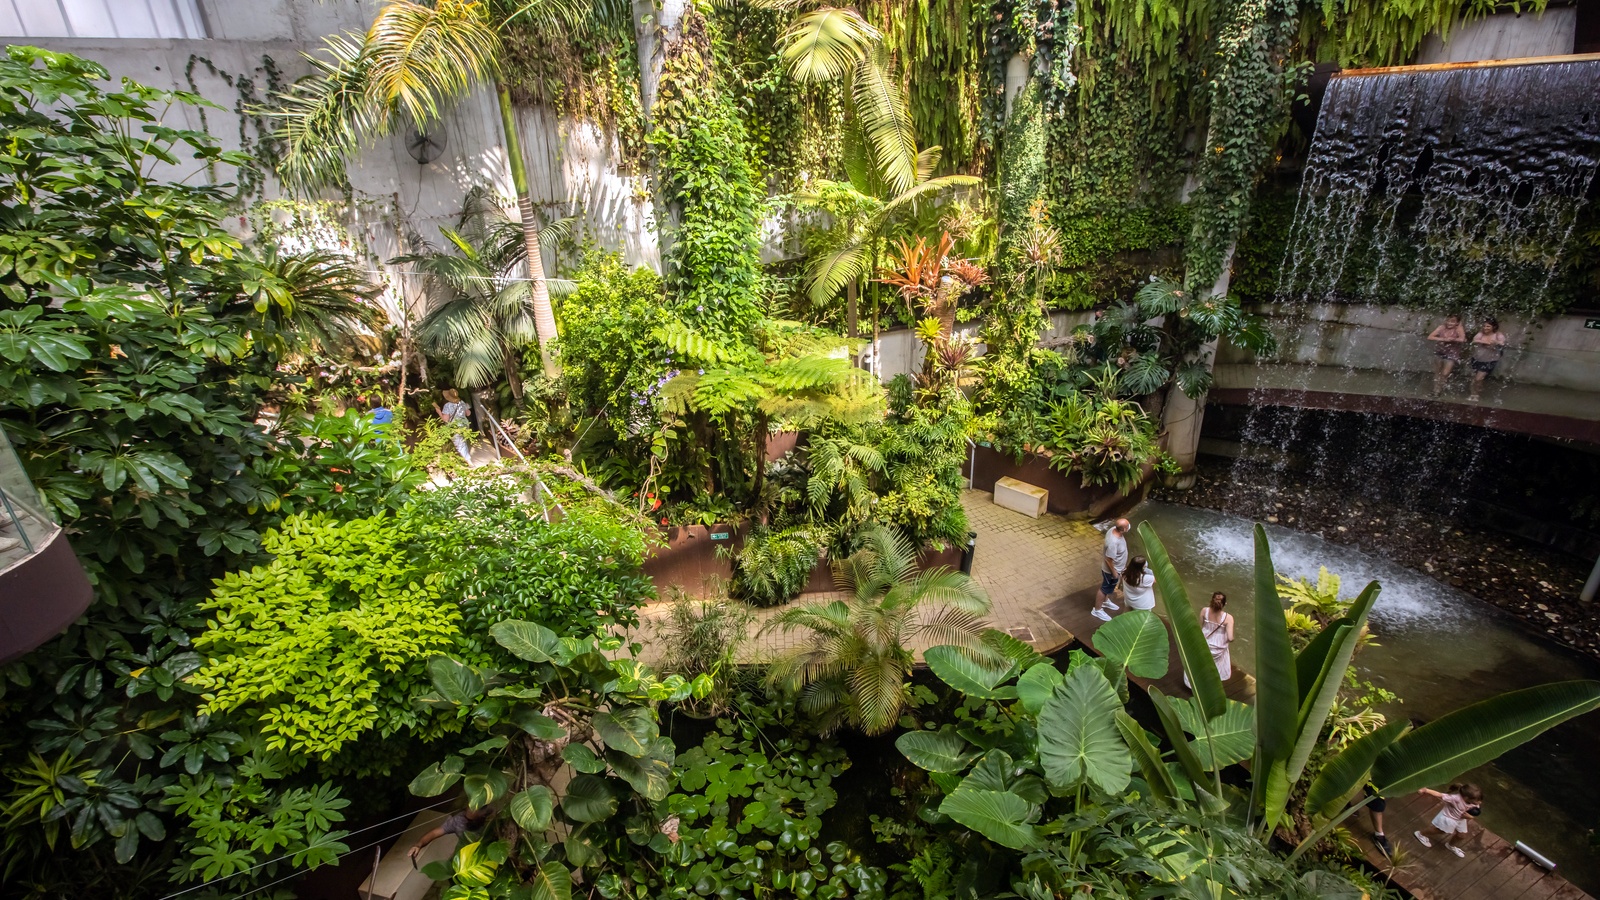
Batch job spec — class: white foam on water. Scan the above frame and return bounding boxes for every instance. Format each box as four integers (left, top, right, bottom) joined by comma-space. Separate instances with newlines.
1177, 517, 1472, 629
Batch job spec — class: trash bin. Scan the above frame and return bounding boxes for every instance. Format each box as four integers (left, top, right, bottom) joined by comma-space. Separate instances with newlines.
960, 531, 977, 575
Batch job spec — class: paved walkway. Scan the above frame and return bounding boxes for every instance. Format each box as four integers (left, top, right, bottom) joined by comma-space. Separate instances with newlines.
625, 489, 1103, 665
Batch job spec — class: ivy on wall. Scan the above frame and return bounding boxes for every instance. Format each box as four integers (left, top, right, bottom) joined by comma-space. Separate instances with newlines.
648, 7, 767, 337
499, 11, 648, 168
184, 54, 287, 200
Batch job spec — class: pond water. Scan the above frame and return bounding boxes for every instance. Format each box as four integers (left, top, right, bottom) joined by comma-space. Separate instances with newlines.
1129, 501, 1600, 892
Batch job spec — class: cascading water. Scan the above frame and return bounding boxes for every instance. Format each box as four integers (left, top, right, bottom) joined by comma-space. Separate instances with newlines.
1233, 60, 1600, 508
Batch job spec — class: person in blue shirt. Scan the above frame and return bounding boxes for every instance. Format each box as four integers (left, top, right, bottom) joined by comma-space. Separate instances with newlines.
361, 395, 394, 433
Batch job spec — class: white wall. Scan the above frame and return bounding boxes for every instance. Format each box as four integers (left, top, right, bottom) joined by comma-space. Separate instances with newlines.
1418, 8, 1577, 64
6, 0, 660, 322
869, 310, 1096, 382
1218, 302, 1600, 392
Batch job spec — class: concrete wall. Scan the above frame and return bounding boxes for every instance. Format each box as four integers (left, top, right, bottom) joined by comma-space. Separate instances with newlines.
7, 0, 659, 318
868, 310, 1096, 382
1418, 8, 1577, 63
1219, 302, 1600, 392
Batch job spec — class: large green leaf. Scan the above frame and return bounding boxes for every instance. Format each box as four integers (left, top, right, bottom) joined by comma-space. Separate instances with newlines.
1288, 581, 1378, 784
1373, 680, 1600, 796
510, 708, 566, 741
592, 707, 658, 758
463, 764, 510, 810
938, 786, 1041, 850
562, 742, 606, 774
1173, 697, 1256, 769
528, 860, 573, 900
1116, 711, 1178, 806
924, 645, 1019, 699
490, 620, 570, 664
1139, 523, 1224, 719
1093, 609, 1169, 679
606, 736, 675, 801
428, 657, 483, 705
1015, 664, 1063, 716
561, 774, 619, 823
1038, 665, 1130, 794
1251, 525, 1298, 765
509, 785, 555, 832
1305, 718, 1408, 817
896, 728, 979, 773
1149, 688, 1209, 788
409, 755, 464, 797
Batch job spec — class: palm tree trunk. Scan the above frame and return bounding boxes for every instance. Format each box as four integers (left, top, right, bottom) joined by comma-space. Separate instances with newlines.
496, 82, 560, 378
501, 336, 525, 405
846, 278, 859, 338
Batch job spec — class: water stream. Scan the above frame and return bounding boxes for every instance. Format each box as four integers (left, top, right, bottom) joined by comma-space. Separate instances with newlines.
1129, 500, 1600, 892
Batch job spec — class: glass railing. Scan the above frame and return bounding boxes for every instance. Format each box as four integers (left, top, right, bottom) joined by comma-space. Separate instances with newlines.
0, 429, 60, 574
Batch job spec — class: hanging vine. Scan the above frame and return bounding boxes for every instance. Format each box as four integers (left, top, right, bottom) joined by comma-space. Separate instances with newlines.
498, 11, 648, 168
184, 54, 287, 200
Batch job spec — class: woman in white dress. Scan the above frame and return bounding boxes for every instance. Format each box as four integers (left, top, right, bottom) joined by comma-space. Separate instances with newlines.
435, 388, 473, 462
1119, 556, 1156, 611
1184, 591, 1235, 686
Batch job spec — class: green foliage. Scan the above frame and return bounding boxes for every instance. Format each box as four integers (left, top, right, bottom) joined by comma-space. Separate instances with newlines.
869, 396, 974, 548
731, 525, 825, 607
403, 471, 652, 636
650, 8, 767, 337
1034, 370, 1169, 493
193, 513, 460, 760
281, 411, 426, 516
657, 595, 754, 716
628, 702, 889, 898
764, 526, 990, 734
162, 756, 349, 889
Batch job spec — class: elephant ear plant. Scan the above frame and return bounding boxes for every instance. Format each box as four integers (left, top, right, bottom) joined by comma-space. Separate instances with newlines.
407, 620, 708, 899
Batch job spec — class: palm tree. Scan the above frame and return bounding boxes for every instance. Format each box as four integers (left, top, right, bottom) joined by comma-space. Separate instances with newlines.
269, 0, 593, 376
221, 246, 385, 358
762, 526, 991, 734
393, 189, 571, 402
768, 2, 980, 341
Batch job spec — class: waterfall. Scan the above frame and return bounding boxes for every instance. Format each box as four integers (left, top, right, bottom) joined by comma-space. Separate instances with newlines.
1278, 60, 1600, 311
1230, 59, 1600, 512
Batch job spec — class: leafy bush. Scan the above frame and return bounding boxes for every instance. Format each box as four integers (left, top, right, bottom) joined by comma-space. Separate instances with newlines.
404, 471, 653, 636
730, 525, 823, 607
278, 411, 426, 516
659, 594, 755, 716
1037, 381, 1170, 494
192, 513, 460, 761
874, 399, 974, 549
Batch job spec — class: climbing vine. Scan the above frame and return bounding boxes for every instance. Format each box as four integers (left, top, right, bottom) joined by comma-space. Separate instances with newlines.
499, 12, 647, 168
184, 54, 287, 200
648, 7, 768, 338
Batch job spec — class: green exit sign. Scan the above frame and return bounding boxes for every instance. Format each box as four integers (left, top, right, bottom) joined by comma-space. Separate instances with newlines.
1587, 318, 1600, 330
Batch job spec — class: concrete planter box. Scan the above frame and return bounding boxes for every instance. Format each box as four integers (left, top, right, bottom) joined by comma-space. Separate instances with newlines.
968, 443, 1153, 520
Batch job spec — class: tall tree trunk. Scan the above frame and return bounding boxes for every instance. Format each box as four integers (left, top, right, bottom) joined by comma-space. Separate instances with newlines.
501, 336, 525, 405
496, 82, 559, 377
846, 278, 859, 338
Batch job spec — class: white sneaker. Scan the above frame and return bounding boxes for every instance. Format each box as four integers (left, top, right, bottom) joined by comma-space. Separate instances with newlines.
1414, 831, 1432, 848
1103, 600, 1120, 611
1091, 608, 1112, 622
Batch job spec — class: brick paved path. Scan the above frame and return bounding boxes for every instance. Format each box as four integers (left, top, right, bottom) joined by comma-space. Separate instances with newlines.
624, 490, 1103, 665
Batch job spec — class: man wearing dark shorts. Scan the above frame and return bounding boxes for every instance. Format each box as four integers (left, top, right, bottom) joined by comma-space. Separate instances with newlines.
1366, 785, 1391, 856
1092, 518, 1131, 622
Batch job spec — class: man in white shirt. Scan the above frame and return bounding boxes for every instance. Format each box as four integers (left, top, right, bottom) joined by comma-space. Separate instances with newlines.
1092, 518, 1131, 622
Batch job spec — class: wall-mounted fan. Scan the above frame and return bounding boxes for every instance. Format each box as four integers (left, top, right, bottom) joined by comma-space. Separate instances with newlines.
405, 124, 448, 164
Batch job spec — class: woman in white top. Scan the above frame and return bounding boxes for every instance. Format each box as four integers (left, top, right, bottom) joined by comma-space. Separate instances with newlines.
1184, 591, 1235, 686
1119, 556, 1156, 611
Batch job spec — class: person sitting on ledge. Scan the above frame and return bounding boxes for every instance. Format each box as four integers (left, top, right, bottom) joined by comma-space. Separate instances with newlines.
408, 805, 492, 865
1427, 314, 1467, 397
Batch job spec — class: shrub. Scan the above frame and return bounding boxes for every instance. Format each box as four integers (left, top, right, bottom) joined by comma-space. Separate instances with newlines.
730, 525, 823, 607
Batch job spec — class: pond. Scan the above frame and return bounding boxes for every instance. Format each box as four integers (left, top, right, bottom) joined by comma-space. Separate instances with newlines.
1129, 500, 1600, 893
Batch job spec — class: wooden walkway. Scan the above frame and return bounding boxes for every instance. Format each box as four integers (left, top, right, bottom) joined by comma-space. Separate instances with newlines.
1036, 587, 1592, 900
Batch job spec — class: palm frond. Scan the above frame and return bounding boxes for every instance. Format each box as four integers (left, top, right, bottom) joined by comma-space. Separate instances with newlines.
805, 240, 871, 307
852, 44, 918, 196
879, 174, 983, 217
270, 35, 384, 191
365, 0, 501, 127
778, 7, 880, 83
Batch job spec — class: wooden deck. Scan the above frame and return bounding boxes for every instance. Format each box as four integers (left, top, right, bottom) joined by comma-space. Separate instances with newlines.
1035, 587, 1592, 900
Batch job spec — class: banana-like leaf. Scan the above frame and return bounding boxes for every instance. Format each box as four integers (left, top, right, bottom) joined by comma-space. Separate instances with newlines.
1093, 609, 1170, 679
1288, 580, 1378, 783
1252, 525, 1298, 765
561, 774, 619, 823
1260, 758, 1291, 833
1173, 697, 1256, 769
1038, 665, 1130, 795
490, 620, 571, 664
1373, 680, 1600, 796
896, 728, 980, 773
1305, 718, 1408, 818
428, 656, 483, 705
925, 645, 1019, 699
1149, 688, 1210, 788
938, 785, 1041, 850
1116, 711, 1179, 806
1139, 523, 1225, 719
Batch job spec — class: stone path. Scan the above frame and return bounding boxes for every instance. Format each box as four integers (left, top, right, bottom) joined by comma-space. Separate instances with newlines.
624, 489, 1103, 665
